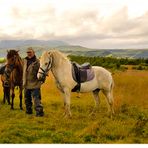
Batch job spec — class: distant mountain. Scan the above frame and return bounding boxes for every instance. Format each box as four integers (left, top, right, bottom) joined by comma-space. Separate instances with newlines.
0, 39, 148, 59
0, 39, 69, 58
0, 39, 68, 49
57, 48, 148, 59
55, 45, 91, 51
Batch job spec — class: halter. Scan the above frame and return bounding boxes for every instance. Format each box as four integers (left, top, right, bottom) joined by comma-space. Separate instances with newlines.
6, 55, 18, 69
38, 56, 52, 80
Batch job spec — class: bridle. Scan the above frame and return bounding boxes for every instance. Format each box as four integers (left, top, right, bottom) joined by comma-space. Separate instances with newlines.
4, 54, 20, 78
38, 56, 53, 81
6, 55, 17, 68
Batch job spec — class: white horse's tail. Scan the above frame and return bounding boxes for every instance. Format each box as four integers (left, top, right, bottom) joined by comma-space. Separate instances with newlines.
109, 77, 114, 105
111, 78, 114, 91
110, 78, 114, 110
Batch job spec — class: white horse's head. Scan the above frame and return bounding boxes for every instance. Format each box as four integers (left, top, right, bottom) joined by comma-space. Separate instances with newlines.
37, 51, 53, 82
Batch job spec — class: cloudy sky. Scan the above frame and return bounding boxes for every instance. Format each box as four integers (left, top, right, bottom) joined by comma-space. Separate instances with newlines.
0, 0, 148, 49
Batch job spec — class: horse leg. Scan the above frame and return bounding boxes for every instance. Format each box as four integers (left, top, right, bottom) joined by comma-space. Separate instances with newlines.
3, 87, 6, 104
19, 86, 23, 110
6, 87, 10, 105
63, 87, 72, 118
7, 88, 11, 105
102, 89, 114, 118
90, 89, 100, 115
11, 88, 15, 110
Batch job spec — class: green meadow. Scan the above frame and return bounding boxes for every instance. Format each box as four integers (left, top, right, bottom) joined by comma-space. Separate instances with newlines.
0, 70, 148, 144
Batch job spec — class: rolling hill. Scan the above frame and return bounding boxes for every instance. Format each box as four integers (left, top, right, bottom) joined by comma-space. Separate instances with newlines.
0, 39, 68, 49
0, 40, 148, 59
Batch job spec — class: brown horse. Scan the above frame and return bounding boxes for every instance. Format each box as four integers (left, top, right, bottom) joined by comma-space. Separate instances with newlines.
5, 50, 23, 110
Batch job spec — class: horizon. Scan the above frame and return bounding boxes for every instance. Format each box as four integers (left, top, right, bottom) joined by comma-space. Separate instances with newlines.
1, 39, 148, 50
0, 0, 148, 49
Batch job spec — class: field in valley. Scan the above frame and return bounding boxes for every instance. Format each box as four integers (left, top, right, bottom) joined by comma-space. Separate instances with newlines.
0, 69, 148, 144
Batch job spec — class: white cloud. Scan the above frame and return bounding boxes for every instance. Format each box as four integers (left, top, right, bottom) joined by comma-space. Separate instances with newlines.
0, 0, 148, 48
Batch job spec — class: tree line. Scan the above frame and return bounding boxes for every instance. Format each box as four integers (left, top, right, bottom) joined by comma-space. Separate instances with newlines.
1, 55, 148, 70
69, 55, 148, 70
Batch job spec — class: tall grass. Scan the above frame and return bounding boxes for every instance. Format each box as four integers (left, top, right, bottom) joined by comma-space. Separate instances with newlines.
0, 70, 147, 143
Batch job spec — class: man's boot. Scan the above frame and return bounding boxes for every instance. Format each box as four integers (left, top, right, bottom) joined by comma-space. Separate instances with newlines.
26, 107, 33, 114
36, 105, 44, 117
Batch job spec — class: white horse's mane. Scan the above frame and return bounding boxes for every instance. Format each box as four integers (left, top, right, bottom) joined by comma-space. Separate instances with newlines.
51, 50, 69, 60
40, 49, 70, 68
48, 50, 70, 65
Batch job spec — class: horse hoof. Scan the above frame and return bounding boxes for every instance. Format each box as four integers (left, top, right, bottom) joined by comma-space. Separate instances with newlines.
11, 107, 14, 110
107, 112, 114, 119
89, 108, 99, 117
2, 101, 5, 104
62, 113, 68, 119
20, 108, 23, 110
64, 115, 72, 119
89, 112, 96, 117
62, 112, 72, 119
109, 114, 113, 119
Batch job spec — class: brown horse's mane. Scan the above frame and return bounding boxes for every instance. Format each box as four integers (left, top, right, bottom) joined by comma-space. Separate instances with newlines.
15, 54, 23, 74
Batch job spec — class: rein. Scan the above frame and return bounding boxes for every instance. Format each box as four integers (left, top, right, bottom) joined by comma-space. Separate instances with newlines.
38, 67, 49, 76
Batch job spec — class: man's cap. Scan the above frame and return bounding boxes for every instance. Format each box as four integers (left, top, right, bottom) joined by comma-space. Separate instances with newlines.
26, 47, 34, 53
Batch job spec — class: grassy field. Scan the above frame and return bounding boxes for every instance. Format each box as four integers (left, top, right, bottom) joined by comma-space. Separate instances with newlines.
0, 69, 148, 144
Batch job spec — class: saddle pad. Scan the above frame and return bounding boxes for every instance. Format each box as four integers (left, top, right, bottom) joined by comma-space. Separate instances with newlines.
72, 63, 95, 83
78, 68, 94, 82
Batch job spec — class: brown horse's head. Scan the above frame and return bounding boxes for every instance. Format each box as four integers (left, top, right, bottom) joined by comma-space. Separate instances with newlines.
7, 50, 21, 67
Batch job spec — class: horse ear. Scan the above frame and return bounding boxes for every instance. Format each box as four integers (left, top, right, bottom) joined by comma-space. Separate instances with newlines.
17, 50, 20, 53
7, 50, 9, 53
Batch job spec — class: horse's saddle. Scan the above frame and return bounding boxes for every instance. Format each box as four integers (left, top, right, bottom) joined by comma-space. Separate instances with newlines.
72, 62, 95, 92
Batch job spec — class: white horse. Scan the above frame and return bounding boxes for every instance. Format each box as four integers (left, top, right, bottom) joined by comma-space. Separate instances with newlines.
37, 50, 115, 117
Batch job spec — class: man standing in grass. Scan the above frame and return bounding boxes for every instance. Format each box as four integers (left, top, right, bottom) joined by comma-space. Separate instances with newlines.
23, 47, 44, 117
